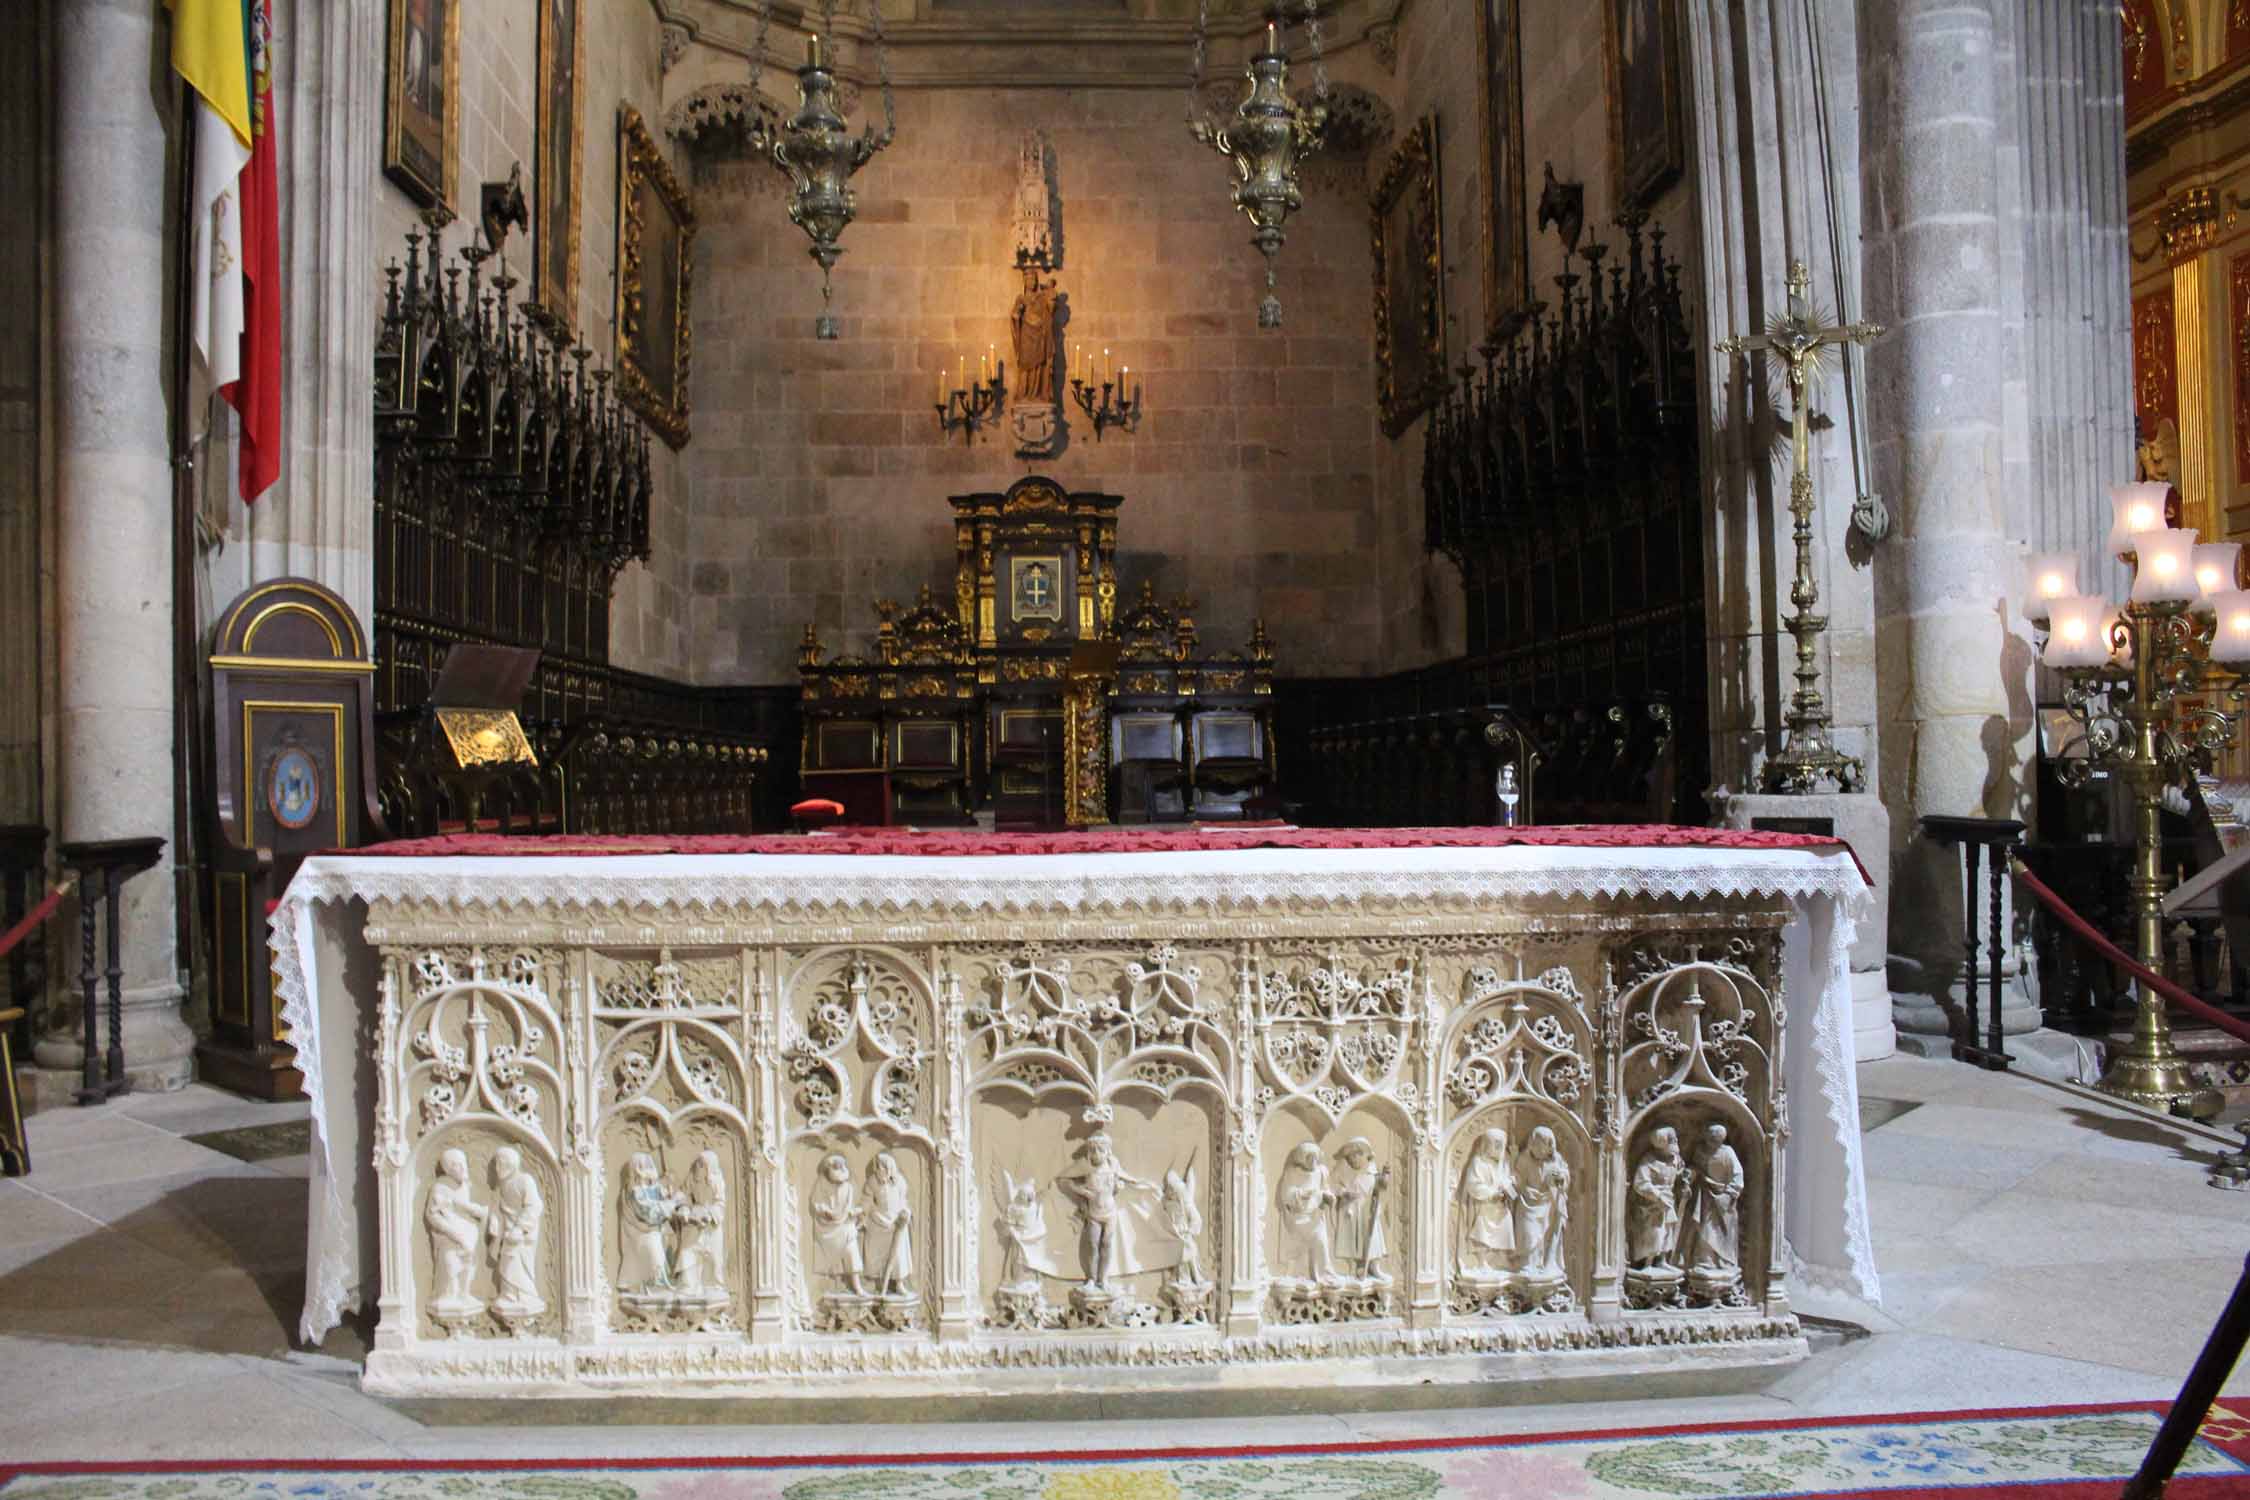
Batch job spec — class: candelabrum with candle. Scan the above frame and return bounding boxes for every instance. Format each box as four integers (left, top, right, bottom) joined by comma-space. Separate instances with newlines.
937, 351, 1006, 444
1068, 344, 1141, 440
2032, 481, 2250, 1117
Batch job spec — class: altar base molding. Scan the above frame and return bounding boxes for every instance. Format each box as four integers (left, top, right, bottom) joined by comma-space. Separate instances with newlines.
330, 853, 1824, 1397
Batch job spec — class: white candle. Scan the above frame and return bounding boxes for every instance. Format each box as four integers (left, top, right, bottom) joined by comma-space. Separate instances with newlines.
2212, 590, 2250, 665
2025, 551, 2079, 624
2130, 527, 2200, 604
2042, 595, 2103, 668
2108, 481, 2171, 556
2194, 542, 2242, 612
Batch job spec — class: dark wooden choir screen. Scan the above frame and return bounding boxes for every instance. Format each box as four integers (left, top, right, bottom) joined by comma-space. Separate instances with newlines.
1301, 218, 1707, 827
373, 223, 776, 835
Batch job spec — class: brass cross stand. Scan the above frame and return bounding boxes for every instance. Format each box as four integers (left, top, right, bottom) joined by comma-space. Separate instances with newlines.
1718, 261, 1884, 794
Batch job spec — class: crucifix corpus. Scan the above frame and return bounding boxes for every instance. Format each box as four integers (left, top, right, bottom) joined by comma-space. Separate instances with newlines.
1718, 260, 1884, 796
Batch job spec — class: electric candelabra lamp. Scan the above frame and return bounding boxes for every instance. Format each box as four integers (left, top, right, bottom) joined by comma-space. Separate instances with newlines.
1066, 342, 1142, 440
2031, 480, 2250, 1116
935, 344, 1006, 444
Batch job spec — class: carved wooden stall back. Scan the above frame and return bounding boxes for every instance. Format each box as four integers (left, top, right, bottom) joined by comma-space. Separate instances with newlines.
374, 218, 772, 837
1298, 217, 1705, 828
201, 578, 385, 1099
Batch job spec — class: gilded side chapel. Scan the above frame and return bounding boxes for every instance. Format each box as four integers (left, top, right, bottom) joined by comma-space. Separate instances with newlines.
1, 0, 2247, 1487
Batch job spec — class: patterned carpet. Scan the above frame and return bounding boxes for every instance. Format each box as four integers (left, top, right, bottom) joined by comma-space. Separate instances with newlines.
3, 1403, 2246, 1498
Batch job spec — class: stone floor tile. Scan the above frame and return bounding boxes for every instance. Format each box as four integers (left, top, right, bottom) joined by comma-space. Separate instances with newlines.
14, 1131, 248, 1193
2014, 1150, 2250, 1223
1771, 1329, 2174, 1416
143, 1098, 315, 1142
52, 1163, 309, 1272
0, 1180, 103, 1247
260, 1151, 313, 1178
0, 1368, 402, 1463
1940, 1188, 2249, 1269
1883, 1256, 2250, 1380
1859, 1125, 2051, 1192
21, 1105, 170, 1154
1874, 1100, 2121, 1154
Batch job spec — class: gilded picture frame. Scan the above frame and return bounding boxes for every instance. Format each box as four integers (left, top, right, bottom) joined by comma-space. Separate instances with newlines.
1477, 0, 1530, 340
383, 0, 458, 209
535, 0, 585, 335
615, 104, 696, 450
1371, 115, 1445, 440
1604, 0, 1686, 211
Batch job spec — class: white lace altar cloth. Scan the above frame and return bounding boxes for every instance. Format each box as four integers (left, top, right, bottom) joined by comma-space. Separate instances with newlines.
276, 841, 1878, 1347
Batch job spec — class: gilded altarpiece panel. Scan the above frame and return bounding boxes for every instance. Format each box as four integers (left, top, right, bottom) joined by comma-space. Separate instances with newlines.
2232, 253, 2250, 484
361, 901, 1799, 1395
2136, 286, 2179, 447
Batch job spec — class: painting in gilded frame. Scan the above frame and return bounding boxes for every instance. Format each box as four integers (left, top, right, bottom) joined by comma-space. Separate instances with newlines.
615, 105, 696, 449
1477, 0, 1529, 339
1371, 116, 1445, 439
536, 0, 585, 335
383, 0, 458, 209
1604, 0, 1685, 211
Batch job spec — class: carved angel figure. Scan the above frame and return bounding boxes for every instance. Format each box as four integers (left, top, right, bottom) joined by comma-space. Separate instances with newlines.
808, 1151, 867, 1294
1627, 1126, 1687, 1269
674, 1150, 727, 1295
618, 1152, 679, 1293
1161, 1163, 1205, 1285
1684, 1122, 1744, 1273
864, 1152, 915, 1296
1512, 1125, 1570, 1279
487, 1146, 545, 1315
1456, 1127, 1517, 1274
1273, 1140, 1336, 1283
993, 1165, 1056, 1291
423, 1147, 487, 1311
1056, 1131, 1150, 1292
1331, 1138, 1389, 1281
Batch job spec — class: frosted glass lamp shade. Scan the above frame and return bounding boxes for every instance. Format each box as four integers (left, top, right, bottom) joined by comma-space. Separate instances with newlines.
2026, 552, 2079, 623
2130, 528, 2199, 603
2042, 595, 2107, 668
2108, 482, 2171, 555
2194, 542, 2244, 613
2212, 591, 2250, 666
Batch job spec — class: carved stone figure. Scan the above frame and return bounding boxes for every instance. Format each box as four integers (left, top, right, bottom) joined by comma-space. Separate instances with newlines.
1056, 1131, 1150, 1291
487, 1146, 545, 1321
1012, 266, 1058, 405
618, 1152, 679, 1294
1685, 1122, 1744, 1276
1330, 1138, 1390, 1282
808, 1151, 867, 1294
674, 1150, 727, 1296
1273, 1140, 1336, 1282
423, 1147, 487, 1317
994, 1165, 1056, 1292
1161, 1163, 1205, 1286
1455, 1127, 1516, 1275
1627, 1126, 1687, 1269
1512, 1125, 1570, 1281
864, 1152, 915, 1296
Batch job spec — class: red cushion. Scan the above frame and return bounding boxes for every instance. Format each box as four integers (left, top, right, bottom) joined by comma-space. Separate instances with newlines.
791, 799, 847, 817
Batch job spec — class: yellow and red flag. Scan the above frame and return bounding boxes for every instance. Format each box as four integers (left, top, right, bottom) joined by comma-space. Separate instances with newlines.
168, 0, 250, 391
224, 0, 282, 502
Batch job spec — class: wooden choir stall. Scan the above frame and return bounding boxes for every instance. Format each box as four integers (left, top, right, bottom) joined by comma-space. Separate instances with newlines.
797, 477, 1278, 829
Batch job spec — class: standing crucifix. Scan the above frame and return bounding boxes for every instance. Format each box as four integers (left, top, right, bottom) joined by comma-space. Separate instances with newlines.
1718, 260, 1884, 795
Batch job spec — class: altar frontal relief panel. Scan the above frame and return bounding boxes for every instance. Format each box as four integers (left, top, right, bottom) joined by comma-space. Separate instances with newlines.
361, 897, 1799, 1394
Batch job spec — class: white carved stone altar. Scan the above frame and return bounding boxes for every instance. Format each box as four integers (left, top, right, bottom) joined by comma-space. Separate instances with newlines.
274, 836, 1877, 1397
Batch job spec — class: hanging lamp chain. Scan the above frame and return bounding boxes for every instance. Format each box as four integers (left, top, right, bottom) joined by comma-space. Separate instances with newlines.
868, 0, 898, 147
746, 0, 774, 135
1300, 0, 1329, 102
1186, 0, 1212, 131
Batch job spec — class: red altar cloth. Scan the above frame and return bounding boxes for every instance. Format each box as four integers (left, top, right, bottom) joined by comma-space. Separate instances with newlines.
351, 824, 1868, 882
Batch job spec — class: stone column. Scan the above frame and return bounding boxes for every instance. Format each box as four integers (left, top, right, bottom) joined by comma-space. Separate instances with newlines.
201, 0, 382, 628
37, 0, 194, 1089
1863, 0, 2037, 1048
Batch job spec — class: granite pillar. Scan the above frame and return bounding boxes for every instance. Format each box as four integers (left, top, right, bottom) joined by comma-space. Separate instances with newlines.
1863, 0, 2039, 1048
37, 0, 193, 1090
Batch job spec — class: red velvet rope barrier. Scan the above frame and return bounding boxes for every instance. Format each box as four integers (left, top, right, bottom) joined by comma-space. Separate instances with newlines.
0, 879, 72, 966
2010, 855, 2250, 1050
